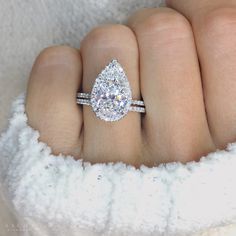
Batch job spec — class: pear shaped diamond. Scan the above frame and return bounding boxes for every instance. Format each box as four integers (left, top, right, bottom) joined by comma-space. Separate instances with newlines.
90, 59, 132, 121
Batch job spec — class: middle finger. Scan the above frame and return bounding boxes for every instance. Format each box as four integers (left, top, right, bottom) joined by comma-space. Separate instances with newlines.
166, 1, 236, 149
128, 7, 215, 163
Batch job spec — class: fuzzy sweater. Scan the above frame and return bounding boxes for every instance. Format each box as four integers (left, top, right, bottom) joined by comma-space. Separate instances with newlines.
1, 95, 236, 236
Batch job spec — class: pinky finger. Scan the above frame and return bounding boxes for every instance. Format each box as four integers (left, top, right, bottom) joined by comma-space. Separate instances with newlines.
26, 46, 83, 158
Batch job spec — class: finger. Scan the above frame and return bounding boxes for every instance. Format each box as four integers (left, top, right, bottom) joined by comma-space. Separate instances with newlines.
167, 1, 236, 148
80, 25, 143, 167
26, 46, 83, 157
128, 8, 215, 164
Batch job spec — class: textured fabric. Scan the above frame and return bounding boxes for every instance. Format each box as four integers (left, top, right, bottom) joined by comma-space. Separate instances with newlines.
1, 94, 236, 236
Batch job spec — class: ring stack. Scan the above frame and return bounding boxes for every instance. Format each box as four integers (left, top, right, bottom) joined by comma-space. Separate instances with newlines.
77, 59, 145, 122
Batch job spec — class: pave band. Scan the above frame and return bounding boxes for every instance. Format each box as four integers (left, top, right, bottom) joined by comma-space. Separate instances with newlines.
77, 93, 145, 113
77, 59, 145, 122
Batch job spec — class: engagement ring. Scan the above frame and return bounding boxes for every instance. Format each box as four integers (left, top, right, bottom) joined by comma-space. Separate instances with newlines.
77, 59, 145, 122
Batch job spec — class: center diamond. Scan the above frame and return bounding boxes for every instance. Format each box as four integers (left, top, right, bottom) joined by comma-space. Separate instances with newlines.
90, 60, 132, 122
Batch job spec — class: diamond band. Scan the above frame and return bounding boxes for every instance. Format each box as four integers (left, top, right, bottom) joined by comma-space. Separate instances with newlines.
77, 59, 145, 122
77, 95, 145, 113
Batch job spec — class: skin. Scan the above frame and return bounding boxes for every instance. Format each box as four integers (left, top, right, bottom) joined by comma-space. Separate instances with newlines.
26, 1, 236, 168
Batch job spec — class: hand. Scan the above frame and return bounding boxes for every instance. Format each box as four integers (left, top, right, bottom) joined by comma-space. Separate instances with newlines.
25, 1, 236, 168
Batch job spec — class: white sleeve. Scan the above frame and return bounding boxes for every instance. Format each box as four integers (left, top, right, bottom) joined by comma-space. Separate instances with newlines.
1, 94, 236, 236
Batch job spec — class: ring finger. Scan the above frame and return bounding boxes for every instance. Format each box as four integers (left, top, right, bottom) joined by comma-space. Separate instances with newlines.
80, 25, 143, 167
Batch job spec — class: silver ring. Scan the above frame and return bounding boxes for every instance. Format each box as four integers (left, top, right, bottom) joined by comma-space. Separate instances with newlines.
77, 59, 145, 122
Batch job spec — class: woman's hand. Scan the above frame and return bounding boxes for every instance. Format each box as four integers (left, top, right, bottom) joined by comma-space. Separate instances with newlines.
25, 0, 236, 168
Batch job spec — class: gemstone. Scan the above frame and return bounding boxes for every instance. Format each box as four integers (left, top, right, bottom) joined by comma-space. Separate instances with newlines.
90, 59, 132, 122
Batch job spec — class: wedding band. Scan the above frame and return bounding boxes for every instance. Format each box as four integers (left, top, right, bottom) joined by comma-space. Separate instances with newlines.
77, 59, 145, 122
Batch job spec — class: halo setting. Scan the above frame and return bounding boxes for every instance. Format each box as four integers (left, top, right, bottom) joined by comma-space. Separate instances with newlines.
77, 59, 145, 122
90, 60, 132, 121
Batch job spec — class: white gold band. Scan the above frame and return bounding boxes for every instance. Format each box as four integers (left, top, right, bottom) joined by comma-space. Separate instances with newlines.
77, 93, 145, 113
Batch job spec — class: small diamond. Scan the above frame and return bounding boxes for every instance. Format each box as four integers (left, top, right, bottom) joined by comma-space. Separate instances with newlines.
90, 60, 132, 121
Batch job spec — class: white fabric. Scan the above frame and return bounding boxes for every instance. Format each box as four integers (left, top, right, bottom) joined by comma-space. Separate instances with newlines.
1, 94, 236, 236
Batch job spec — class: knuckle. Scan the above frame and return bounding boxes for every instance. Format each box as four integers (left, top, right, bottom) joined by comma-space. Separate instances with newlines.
81, 24, 135, 49
38, 45, 78, 61
35, 45, 81, 68
136, 10, 191, 42
202, 7, 236, 36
